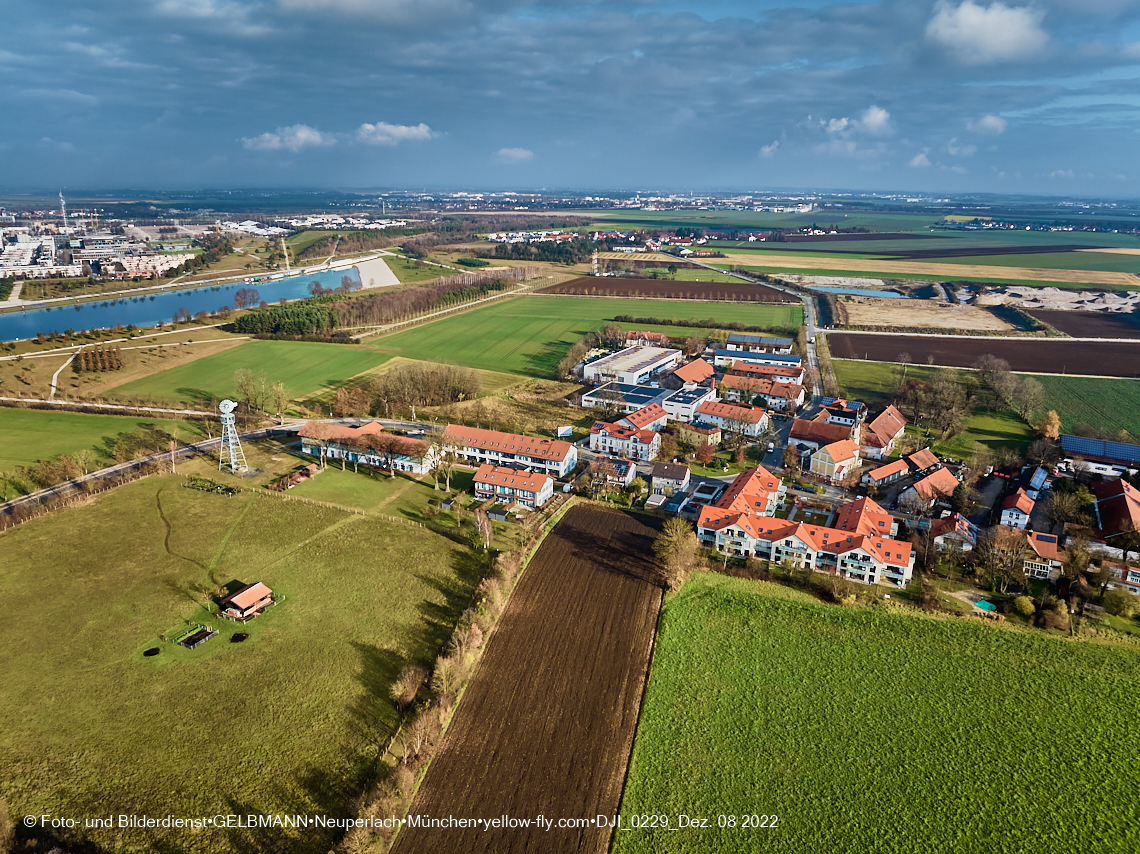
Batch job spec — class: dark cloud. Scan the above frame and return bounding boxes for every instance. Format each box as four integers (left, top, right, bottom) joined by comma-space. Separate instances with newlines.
1, 0, 1139, 193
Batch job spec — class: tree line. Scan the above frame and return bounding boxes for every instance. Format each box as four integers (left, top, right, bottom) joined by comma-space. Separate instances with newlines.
74, 344, 124, 372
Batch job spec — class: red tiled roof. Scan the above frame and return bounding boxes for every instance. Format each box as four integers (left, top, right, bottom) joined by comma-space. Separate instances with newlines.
819, 439, 859, 464
445, 424, 575, 462
731, 361, 802, 379
910, 467, 960, 500
223, 581, 273, 611
865, 405, 906, 448
1002, 488, 1035, 516
474, 464, 551, 493
790, 419, 850, 445
833, 496, 893, 536
721, 374, 802, 399
696, 400, 766, 425
1092, 479, 1140, 536
622, 403, 667, 430
865, 458, 909, 482
673, 358, 715, 384
906, 448, 940, 470
590, 421, 658, 445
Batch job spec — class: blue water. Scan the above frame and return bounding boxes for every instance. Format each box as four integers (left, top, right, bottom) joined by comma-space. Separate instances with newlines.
807, 286, 908, 298
0, 267, 362, 341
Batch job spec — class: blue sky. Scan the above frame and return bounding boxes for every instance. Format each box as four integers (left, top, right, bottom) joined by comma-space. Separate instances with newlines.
3, 0, 1140, 195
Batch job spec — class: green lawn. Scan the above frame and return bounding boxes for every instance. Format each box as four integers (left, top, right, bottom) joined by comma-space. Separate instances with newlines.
832, 358, 1033, 457
0, 474, 475, 854
371, 296, 803, 377
616, 572, 1140, 854
108, 340, 389, 407
0, 408, 197, 470
927, 251, 1140, 273
1024, 374, 1140, 438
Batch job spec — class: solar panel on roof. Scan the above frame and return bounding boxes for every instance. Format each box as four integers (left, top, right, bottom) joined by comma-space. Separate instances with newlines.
1061, 434, 1140, 464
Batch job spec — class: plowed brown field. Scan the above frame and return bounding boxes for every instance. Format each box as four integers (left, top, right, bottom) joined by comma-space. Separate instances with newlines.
539, 276, 795, 302
828, 333, 1140, 377
391, 505, 664, 854
1026, 310, 1140, 339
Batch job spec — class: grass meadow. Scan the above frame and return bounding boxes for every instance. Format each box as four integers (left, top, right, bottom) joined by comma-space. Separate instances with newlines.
371, 296, 803, 377
108, 340, 389, 406
0, 474, 476, 854
831, 358, 1033, 457
0, 408, 195, 470
616, 573, 1140, 854
1024, 374, 1140, 438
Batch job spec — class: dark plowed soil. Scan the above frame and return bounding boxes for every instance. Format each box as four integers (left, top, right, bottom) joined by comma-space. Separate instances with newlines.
1026, 310, 1140, 339
828, 333, 1140, 377
539, 276, 796, 303
391, 505, 664, 854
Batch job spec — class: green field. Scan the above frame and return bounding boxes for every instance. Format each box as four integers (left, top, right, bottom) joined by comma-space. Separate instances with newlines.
371, 296, 803, 377
616, 573, 1140, 854
586, 210, 938, 232
928, 251, 1140, 273
109, 340, 389, 406
288, 464, 476, 513
1024, 374, 1140, 437
832, 359, 1033, 457
0, 474, 473, 854
0, 408, 196, 470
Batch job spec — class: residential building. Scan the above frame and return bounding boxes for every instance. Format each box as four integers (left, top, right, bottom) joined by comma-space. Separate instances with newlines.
810, 439, 860, 482
590, 457, 637, 490
898, 467, 961, 509
862, 405, 907, 460
833, 496, 897, 538
589, 421, 661, 461
720, 374, 804, 411
299, 421, 436, 474
729, 360, 805, 385
1000, 488, 1035, 529
473, 464, 554, 509
651, 462, 691, 496
694, 400, 768, 437
905, 448, 940, 473
861, 457, 910, 487
1101, 560, 1140, 595
619, 402, 668, 432
661, 386, 716, 422
712, 350, 802, 369
446, 425, 577, 477
818, 398, 867, 428
583, 345, 683, 385
696, 485, 913, 587
626, 330, 670, 347
724, 333, 794, 354
1022, 530, 1065, 580
789, 418, 852, 450
924, 512, 978, 551
676, 421, 722, 448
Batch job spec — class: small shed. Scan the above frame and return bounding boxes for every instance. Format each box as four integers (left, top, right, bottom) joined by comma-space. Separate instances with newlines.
219, 582, 275, 622
488, 508, 509, 523
441, 498, 455, 511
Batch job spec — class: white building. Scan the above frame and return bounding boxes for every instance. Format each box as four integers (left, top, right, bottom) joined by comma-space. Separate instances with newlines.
589, 421, 661, 461
583, 346, 683, 385
473, 464, 554, 509
661, 386, 716, 423
445, 425, 578, 477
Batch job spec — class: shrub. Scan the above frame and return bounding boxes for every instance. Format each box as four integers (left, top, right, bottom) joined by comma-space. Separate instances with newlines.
1013, 596, 1036, 618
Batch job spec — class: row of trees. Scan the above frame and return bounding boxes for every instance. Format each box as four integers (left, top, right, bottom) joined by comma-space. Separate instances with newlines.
75, 344, 124, 372
369, 363, 481, 419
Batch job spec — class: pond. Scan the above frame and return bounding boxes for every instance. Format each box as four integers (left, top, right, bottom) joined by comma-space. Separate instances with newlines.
0, 266, 362, 342
806, 286, 909, 298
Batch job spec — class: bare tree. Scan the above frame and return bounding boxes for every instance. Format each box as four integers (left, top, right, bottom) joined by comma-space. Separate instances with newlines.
653, 517, 698, 590
392, 663, 428, 712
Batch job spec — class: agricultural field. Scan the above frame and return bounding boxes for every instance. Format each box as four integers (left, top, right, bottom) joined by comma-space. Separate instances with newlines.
1026, 309, 1140, 339
615, 573, 1140, 854
539, 276, 796, 303
108, 340, 389, 407
827, 332, 1140, 378
392, 505, 663, 854
371, 297, 802, 378
1022, 374, 1140, 438
0, 474, 474, 854
0, 408, 196, 471
837, 295, 1012, 331
926, 251, 1140, 273
714, 253, 1140, 289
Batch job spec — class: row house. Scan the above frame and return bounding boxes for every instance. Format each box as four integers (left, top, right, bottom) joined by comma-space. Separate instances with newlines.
720, 374, 804, 412
589, 421, 661, 461
712, 350, 802, 370
473, 464, 554, 509
445, 425, 578, 478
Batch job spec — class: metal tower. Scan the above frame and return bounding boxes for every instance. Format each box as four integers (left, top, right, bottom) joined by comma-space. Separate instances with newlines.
218, 399, 248, 473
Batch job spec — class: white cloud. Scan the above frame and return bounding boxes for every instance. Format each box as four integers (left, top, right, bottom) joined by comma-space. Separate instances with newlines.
824, 117, 849, 134
1050, 169, 1074, 178
926, 1, 1049, 64
496, 147, 534, 162
947, 138, 976, 156
910, 149, 932, 168
859, 105, 891, 136
277, 0, 470, 25
355, 121, 434, 146
967, 114, 1007, 135
759, 140, 779, 157
241, 124, 335, 152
